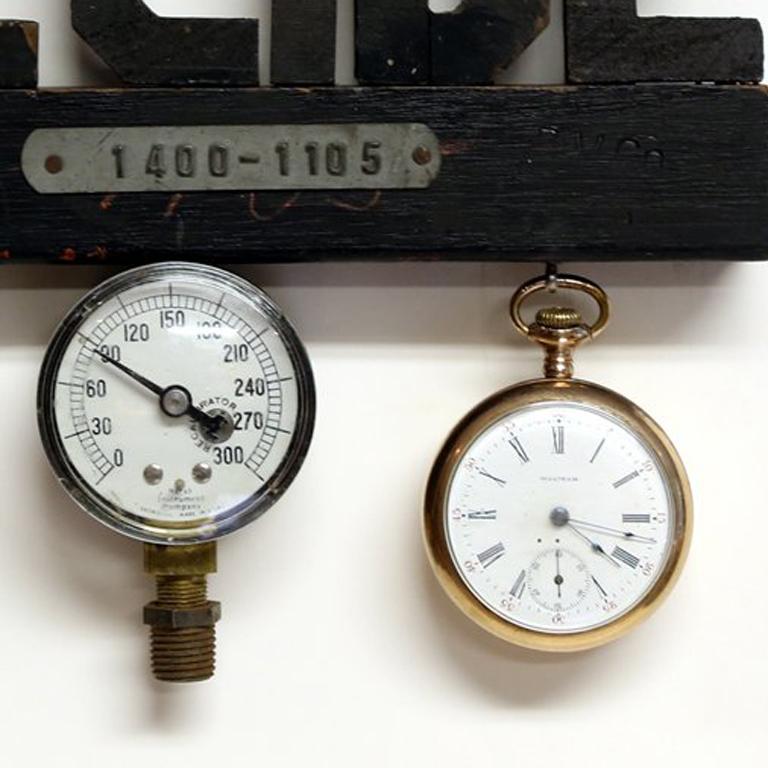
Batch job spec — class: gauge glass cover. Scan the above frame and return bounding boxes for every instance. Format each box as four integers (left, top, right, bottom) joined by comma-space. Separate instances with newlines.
38, 263, 315, 544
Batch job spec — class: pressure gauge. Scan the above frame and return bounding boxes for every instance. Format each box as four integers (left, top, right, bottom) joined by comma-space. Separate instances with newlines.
38, 262, 315, 681
424, 274, 692, 653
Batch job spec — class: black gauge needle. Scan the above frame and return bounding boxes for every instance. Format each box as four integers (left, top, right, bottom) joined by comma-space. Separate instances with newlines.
94, 349, 163, 396
567, 523, 620, 568
569, 518, 657, 545
93, 348, 223, 435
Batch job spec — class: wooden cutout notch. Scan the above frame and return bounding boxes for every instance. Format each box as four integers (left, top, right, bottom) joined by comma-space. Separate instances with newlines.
0, 20, 38, 89
565, 0, 764, 84
272, 0, 337, 85
71, 0, 260, 86
356, 1, 551, 85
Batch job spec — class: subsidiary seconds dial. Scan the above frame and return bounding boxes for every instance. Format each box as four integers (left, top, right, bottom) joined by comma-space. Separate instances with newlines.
38, 263, 315, 544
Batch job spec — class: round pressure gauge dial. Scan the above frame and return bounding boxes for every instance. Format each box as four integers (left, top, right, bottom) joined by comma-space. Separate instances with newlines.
38, 263, 315, 545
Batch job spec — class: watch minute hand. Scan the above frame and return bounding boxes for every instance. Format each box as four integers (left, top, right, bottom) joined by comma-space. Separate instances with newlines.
569, 518, 657, 545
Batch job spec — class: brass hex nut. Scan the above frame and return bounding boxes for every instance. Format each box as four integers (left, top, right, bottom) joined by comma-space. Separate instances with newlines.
143, 601, 222, 629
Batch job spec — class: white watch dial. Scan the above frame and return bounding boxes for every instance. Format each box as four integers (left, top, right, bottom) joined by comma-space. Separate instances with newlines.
445, 402, 675, 634
39, 264, 315, 543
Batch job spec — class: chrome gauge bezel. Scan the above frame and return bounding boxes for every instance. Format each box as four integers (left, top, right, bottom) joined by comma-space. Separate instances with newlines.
37, 262, 316, 545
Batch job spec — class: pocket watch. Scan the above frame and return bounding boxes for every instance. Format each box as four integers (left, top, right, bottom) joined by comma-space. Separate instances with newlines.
424, 273, 692, 652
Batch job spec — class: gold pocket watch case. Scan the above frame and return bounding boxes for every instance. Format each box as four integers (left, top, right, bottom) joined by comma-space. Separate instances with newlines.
424, 274, 692, 653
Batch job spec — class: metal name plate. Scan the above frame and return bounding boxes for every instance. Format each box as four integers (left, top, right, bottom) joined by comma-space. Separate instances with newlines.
21, 124, 442, 194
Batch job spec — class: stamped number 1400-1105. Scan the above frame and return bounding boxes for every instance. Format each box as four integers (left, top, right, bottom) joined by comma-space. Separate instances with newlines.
21, 124, 442, 194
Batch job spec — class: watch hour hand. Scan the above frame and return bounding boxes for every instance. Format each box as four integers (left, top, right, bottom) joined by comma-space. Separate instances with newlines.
566, 523, 621, 568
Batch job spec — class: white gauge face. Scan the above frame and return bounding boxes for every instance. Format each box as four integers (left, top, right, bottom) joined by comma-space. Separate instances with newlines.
445, 402, 675, 635
39, 264, 314, 543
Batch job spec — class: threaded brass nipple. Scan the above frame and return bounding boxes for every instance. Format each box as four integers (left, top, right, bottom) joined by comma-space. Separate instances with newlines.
143, 543, 221, 683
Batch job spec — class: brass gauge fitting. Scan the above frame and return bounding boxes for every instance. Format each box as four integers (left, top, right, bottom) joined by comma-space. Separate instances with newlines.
143, 543, 221, 683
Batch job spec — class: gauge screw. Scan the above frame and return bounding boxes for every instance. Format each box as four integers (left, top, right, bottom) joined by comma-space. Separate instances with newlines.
193, 463, 213, 484
143, 543, 221, 683
143, 464, 164, 485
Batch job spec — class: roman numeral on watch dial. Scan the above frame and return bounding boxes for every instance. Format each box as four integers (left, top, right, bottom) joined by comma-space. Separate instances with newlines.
590, 438, 606, 464
479, 469, 506, 486
591, 575, 608, 598
508, 436, 530, 464
611, 546, 640, 569
468, 510, 497, 520
613, 470, 640, 489
552, 425, 565, 454
477, 542, 506, 569
510, 569, 526, 599
623, 513, 651, 524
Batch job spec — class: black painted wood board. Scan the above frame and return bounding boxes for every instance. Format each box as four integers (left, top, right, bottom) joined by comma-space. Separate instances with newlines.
0, 21, 38, 89
431, 0, 550, 85
565, 0, 763, 85
71, 0, 260, 86
271, 0, 337, 85
356, 0, 550, 85
355, 0, 430, 85
0, 85, 766, 264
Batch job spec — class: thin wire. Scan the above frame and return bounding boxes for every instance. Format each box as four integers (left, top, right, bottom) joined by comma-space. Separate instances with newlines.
545, 262, 559, 293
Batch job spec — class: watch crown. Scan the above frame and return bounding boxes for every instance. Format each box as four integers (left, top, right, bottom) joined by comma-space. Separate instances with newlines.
535, 307, 583, 330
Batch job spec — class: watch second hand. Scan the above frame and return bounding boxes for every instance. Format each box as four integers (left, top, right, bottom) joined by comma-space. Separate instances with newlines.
566, 523, 620, 568
569, 518, 657, 544
555, 549, 563, 598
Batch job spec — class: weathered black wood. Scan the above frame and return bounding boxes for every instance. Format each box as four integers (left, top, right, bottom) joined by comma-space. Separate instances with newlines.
272, 0, 336, 85
71, 0, 260, 86
355, 0, 430, 85
0, 20, 38, 89
431, 1, 550, 84
566, 0, 763, 84
1, 86, 766, 264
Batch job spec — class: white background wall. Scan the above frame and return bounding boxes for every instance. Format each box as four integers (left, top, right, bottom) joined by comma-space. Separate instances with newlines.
0, 1, 765, 766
